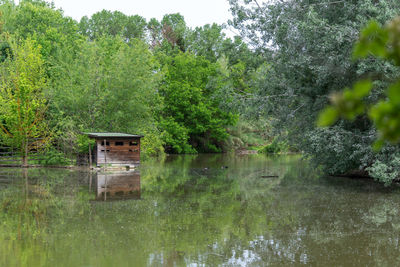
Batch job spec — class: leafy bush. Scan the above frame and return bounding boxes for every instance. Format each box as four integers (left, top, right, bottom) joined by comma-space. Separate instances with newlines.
160, 118, 197, 154
203, 143, 221, 153
258, 138, 288, 154
367, 155, 400, 186
75, 134, 95, 154
141, 130, 165, 160
39, 149, 70, 166
302, 126, 372, 175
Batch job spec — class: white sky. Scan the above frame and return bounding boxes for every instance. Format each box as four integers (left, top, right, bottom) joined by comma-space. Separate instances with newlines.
46, 0, 233, 28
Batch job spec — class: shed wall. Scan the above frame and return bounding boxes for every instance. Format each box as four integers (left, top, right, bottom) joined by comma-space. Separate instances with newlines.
96, 138, 141, 166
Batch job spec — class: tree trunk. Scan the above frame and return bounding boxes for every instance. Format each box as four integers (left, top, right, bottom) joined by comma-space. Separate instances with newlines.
22, 139, 28, 167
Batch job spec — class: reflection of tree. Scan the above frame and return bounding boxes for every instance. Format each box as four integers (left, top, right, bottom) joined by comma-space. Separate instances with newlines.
0, 168, 94, 266
0, 155, 302, 266
136, 154, 301, 265
243, 176, 400, 266
1, 156, 400, 266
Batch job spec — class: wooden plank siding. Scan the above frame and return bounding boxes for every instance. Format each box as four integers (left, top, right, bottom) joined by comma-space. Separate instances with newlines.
95, 137, 141, 166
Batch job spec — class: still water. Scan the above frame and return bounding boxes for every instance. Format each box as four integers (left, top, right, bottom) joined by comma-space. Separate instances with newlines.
0, 154, 399, 266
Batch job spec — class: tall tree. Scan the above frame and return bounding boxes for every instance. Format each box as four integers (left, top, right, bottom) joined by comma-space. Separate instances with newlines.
2, 0, 81, 59
0, 38, 48, 166
160, 13, 187, 52
229, 0, 400, 176
49, 36, 164, 157
79, 10, 147, 42
147, 18, 162, 49
159, 52, 237, 153
148, 13, 188, 53
318, 17, 400, 185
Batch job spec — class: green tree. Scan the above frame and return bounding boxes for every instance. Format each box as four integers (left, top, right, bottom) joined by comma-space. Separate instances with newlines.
186, 23, 262, 71
160, 13, 187, 52
0, 38, 49, 166
49, 36, 164, 157
229, 0, 400, 177
319, 17, 400, 146
186, 23, 226, 62
146, 13, 188, 54
147, 18, 162, 49
1, 0, 82, 60
79, 10, 147, 42
159, 52, 237, 153
318, 17, 400, 185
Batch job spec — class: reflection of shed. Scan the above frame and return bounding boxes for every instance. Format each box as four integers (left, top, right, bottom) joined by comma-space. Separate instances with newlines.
96, 171, 140, 201
86, 133, 143, 167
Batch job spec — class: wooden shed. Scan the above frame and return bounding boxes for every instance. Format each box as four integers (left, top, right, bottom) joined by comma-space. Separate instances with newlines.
86, 133, 144, 167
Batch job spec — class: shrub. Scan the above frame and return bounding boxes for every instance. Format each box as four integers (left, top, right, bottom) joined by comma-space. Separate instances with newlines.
367, 155, 400, 186
76, 134, 95, 154
39, 149, 70, 166
141, 131, 166, 160
258, 138, 288, 154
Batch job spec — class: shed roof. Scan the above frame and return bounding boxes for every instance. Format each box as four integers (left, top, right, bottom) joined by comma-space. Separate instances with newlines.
86, 132, 144, 138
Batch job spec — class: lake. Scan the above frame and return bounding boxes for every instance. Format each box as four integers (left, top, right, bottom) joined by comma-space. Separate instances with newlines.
0, 154, 399, 266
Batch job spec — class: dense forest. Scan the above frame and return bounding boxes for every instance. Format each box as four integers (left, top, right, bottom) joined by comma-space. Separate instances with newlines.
1, 0, 400, 185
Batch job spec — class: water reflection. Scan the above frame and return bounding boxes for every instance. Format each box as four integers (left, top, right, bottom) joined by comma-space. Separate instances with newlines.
1, 155, 400, 266
93, 171, 141, 201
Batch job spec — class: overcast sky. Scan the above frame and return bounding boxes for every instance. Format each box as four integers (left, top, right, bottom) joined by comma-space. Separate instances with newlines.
43, 0, 233, 29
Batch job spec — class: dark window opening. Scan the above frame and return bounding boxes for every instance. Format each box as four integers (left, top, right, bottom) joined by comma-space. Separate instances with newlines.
129, 149, 133, 152
129, 141, 138, 146
115, 141, 124, 146
101, 141, 110, 146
